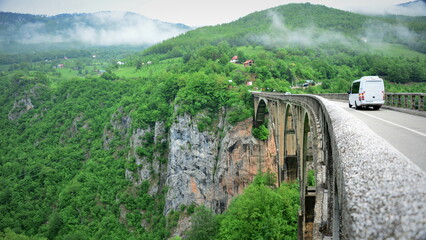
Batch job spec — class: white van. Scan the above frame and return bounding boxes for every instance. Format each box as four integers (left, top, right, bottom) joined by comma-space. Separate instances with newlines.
348, 76, 385, 110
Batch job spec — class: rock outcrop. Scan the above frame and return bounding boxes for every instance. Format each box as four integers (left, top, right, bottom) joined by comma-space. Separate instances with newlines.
213, 117, 277, 212
127, 121, 167, 194
8, 84, 48, 121
8, 97, 34, 120
165, 113, 219, 213
102, 106, 132, 150
8, 90, 35, 121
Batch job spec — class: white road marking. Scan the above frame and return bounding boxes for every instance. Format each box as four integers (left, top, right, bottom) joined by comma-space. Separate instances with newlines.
356, 110, 426, 138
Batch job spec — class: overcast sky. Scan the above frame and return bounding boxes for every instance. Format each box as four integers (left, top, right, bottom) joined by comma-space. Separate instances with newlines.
0, 0, 417, 26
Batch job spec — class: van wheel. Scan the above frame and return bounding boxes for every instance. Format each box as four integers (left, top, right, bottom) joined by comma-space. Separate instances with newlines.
373, 106, 380, 110
348, 103, 352, 108
355, 102, 361, 110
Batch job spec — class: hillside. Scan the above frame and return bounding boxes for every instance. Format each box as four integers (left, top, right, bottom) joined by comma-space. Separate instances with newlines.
144, 3, 426, 56
0, 3, 425, 240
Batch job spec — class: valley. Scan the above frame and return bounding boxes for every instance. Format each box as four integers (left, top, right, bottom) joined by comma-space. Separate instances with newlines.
0, 3, 425, 240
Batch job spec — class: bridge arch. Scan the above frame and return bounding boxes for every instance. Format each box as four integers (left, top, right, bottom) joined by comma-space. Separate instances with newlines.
254, 98, 268, 128
300, 111, 317, 239
283, 104, 298, 182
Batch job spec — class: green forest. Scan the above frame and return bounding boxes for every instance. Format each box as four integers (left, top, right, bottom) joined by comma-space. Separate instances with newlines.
1, 3, 425, 240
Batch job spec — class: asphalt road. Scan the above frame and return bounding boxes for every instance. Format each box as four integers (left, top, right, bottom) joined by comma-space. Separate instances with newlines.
331, 100, 426, 172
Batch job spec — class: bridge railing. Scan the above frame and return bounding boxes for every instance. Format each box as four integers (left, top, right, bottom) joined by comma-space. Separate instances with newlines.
316, 93, 426, 111
386, 93, 425, 111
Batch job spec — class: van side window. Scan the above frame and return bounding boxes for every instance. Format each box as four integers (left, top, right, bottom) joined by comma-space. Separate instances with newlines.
351, 82, 360, 93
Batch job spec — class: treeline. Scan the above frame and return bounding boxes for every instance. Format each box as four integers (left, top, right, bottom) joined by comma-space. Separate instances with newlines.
0, 46, 147, 65
0, 50, 92, 65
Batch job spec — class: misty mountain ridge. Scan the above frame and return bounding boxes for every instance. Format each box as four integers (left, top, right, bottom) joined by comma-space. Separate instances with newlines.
398, 0, 426, 7
354, 0, 426, 16
393, 0, 426, 16
0, 11, 192, 51
1, 3, 425, 55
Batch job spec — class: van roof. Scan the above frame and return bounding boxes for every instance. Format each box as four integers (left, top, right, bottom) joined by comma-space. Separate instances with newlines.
359, 76, 383, 81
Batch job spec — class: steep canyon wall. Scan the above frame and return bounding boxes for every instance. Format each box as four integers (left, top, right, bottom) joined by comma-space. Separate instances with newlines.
165, 114, 277, 214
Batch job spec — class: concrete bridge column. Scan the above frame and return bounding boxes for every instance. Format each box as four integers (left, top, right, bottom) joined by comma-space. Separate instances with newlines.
274, 101, 286, 186
301, 113, 315, 240
284, 104, 298, 182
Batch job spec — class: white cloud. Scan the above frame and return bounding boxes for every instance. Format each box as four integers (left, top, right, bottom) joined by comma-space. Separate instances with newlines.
250, 9, 421, 53
251, 10, 354, 48
15, 12, 189, 46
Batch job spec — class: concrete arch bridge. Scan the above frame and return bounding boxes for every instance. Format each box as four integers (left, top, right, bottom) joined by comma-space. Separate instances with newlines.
252, 92, 426, 240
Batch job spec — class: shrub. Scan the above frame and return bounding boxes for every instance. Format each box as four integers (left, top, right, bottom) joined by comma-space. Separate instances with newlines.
252, 124, 269, 140
217, 180, 299, 240
308, 169, 316, 187
186, 206, 219, 240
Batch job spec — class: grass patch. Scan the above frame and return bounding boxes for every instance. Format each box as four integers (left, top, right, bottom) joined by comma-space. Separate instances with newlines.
114, 58, 184, 79
237, 46, 268, 57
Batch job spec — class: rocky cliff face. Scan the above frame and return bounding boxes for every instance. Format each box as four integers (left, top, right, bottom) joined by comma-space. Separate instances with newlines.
127, 121, 167, 195
165, 113, 220, 214
105, 107, 277, 234
165, 114, 277, 215
213, 117, 277, 212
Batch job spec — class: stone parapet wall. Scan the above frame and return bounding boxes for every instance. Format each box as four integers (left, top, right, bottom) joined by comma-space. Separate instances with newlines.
319, 96, 426, 239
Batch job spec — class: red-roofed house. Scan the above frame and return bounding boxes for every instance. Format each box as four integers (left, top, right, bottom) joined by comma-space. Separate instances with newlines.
230, 56, 239, 63
244, 60, 254, 67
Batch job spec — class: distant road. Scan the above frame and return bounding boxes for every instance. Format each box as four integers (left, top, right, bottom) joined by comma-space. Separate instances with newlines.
331, 100, 426, 172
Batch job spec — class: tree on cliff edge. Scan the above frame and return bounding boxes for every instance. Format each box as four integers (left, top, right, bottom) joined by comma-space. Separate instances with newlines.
217, 174, 299, 240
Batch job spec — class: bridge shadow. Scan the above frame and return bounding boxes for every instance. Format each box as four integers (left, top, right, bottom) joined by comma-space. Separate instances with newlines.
351, 106, 381, 111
